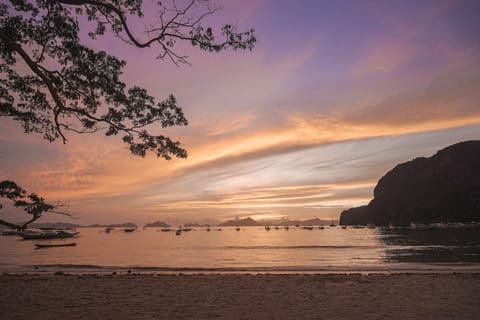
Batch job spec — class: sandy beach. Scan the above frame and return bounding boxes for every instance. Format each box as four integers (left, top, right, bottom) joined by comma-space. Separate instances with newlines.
1, 273, 479, 319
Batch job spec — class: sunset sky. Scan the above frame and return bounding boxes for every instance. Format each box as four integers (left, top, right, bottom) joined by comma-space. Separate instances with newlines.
1, 0, 479, 226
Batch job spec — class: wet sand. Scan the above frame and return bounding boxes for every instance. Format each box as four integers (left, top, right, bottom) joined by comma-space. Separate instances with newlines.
1, 273, 479, 319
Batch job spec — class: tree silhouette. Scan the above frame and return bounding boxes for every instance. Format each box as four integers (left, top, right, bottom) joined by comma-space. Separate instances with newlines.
0, 0, 256, 228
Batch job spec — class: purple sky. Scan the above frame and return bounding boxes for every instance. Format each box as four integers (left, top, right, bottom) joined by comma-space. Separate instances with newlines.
1, 0, 479, 225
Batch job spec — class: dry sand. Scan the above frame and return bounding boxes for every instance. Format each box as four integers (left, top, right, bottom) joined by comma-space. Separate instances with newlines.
1, 273, 479, 319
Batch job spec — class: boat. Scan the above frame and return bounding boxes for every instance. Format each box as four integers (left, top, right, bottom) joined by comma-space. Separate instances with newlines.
341, 225, 347, 229
35, 243, 77, 249
235, 227, 241, 231
161, 228, 172, 232
330, 218, 337, 227
20, 229, 79, 240
1, 229, 23, 236
105, 227, 114, 233
175, 229, 182, 236
182, 227, 192, 232
123, 228, 136, 232
264, 225, 270, 231
284, 226, 289, 230
318, 226, 325, 230
302, 226, 314, 230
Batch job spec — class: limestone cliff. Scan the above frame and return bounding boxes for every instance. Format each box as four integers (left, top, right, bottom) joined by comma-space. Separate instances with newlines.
339, 141, 480, 226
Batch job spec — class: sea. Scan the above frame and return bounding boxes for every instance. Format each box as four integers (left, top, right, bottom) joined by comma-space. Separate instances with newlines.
1, 226, 480, 274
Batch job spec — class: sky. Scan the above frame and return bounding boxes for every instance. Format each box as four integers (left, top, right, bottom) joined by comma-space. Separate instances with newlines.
1, 0, 479, 226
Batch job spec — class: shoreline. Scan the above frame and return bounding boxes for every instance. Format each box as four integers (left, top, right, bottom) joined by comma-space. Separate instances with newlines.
3, 261, 480, 276
1, 273, 479, 319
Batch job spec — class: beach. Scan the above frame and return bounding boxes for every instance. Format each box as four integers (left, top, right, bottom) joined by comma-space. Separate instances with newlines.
1, 273, 479, 319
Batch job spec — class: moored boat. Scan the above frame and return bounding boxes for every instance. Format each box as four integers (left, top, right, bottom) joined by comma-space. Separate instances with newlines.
20, 229, 79, 240
35, 242, 77, 249
1, 229, 23, 236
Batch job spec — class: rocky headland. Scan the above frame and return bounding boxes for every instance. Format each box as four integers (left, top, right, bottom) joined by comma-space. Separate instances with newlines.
340, 141, 480, 226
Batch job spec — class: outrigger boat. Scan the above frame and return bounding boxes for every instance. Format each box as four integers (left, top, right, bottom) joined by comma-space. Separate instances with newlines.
20, 229, 79, 240
35, 242, 77, 249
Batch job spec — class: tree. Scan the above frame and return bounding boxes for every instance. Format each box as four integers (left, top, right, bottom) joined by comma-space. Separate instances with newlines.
0, 0, 256, 228
0, 180, 69, 230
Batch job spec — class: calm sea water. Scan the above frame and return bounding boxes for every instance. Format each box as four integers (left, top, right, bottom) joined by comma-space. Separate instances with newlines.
1, 227, 479, 273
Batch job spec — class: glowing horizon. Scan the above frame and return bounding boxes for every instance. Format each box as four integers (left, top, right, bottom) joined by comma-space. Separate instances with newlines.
1, 0, 480, 226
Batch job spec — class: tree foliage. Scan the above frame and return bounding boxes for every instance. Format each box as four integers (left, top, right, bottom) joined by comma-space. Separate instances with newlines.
0, 0, 256, 227
0, 0, 256, 158
0, 180, 68, 230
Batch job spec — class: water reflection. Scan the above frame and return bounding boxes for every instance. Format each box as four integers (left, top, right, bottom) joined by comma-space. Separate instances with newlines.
379, 227, 480, 263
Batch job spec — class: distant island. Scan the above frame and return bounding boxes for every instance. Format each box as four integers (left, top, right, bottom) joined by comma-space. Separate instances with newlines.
28, 222, 138, 229
20, 218, 334, 230
340, 140, 480, 226
86, 222, 138, 228
143, 221, 170, 228
219, 217, 332, 226
219, 217, 259, 226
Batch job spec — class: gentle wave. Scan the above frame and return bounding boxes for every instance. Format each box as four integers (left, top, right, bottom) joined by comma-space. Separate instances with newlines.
219, 245, 382, 250
23, 263, 480, 274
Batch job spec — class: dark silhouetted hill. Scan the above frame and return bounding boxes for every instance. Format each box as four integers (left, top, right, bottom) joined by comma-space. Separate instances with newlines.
219, 217, 260, 226
87, 222, 137, 228
340, 141, 480, 226
219, 217, 333, 226
144, 221, 170, 228
275, 218, 331, 226
30, 222, 82, 229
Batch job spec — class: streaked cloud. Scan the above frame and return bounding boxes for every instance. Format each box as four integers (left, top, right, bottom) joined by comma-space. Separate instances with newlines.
1, 0, 479, 225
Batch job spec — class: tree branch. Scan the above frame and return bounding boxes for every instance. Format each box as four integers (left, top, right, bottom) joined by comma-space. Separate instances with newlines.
0, 31, 67, 143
